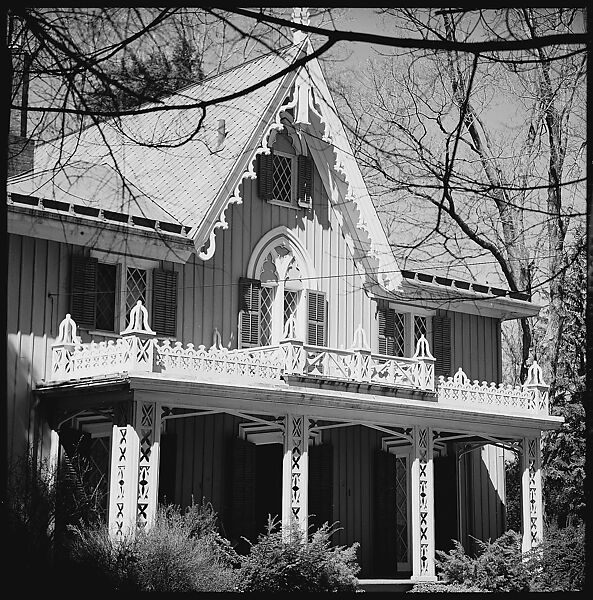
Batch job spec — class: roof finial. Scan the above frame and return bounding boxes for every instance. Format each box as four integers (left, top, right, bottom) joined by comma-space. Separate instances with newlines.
292, 7, 310, 45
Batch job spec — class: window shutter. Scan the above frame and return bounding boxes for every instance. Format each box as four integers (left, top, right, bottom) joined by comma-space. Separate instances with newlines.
297, 154, 313, 206
152, 269, 178, 337
70, 255, 97, 330
433, 313, 452, 379
158, 432, 177, 505
225, 436, 256, 554
373, 449, 398, 577
308, 443, 333, 530
256, 152, 274, 201
307, 290, 326, 346
239, 277, 261, 347
378, 305, 396, 355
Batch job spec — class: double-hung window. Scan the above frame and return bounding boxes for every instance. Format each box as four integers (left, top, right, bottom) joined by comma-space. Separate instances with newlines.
70, 253, 178, 337
375, 300, 431, 358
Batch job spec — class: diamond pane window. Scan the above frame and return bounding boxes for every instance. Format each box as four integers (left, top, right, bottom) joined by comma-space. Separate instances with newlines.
272, 154, 292, 203
126, 267, 147, 323
395, 457, 409, 563
414, 315, 427, 346
96, 263, 116, 331
260, 286, 274, 346
284, 290, 299, 328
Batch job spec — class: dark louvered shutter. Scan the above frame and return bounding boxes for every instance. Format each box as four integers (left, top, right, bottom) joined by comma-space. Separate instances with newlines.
297, 154, 313, 206
158, 432, 177, 505
70, 255, 97, 330
152, 269, 178, 337
225, 436, 256, 554
257, 152, 274, 201
308, 443, 333, 530
239, 278, 261, 347
433, 313, 452, 379
373, 449, 398, 577
378, 305, 396, 355
307, 290, 326, 346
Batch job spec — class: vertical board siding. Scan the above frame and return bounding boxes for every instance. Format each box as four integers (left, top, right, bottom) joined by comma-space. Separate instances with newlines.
181, 157, 373, 351
7, 234, 71, 463
447, 310, 502, 382
323, 425, 385, 577
166, 413, 243, 521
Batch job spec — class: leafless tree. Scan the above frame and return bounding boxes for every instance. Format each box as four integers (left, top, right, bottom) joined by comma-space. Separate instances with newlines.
331, 8, 586, 387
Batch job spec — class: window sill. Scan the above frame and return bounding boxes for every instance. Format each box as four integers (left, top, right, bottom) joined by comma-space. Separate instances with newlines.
268, 199, 298, 210
87, 329, 177, 343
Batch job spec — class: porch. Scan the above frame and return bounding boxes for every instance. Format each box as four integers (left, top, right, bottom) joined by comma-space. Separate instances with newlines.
36, 304, 561, 580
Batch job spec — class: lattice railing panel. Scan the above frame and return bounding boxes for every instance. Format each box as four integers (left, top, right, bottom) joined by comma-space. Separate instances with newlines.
437, 367, 549, 415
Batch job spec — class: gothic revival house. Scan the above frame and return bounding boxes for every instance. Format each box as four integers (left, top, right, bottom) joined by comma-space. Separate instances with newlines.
6, 24, 561, 586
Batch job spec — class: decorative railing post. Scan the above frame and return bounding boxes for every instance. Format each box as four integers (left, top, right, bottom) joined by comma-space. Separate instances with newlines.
349, 324, 371, 382
280, 316, 305, 376
281, 414, 309, 539
51, 314, 80, 381
120, 301, 156, 374
412, 335, 435, 391
523, 362, 549, 414
521, 436, 543, 554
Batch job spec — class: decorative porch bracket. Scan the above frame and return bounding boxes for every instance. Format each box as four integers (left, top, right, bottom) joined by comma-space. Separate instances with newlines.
281, 414, 309, 538
521, 436, 543, 554
410, 426, 437, 582
108, 400, 161, 539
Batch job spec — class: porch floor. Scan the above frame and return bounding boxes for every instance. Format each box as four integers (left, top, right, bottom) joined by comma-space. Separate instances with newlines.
358, 579, 415, 593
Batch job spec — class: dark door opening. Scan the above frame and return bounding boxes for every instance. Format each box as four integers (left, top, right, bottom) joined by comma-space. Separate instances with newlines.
255, 443, 283, 535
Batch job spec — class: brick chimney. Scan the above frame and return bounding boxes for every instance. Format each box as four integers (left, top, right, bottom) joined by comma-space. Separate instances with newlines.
8, 50, 35, 178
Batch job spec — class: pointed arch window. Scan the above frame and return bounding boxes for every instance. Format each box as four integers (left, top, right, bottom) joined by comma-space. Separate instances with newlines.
239, 232, 325, 348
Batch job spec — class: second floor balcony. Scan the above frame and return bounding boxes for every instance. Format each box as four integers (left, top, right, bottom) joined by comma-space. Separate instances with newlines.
47, 302, 550, 418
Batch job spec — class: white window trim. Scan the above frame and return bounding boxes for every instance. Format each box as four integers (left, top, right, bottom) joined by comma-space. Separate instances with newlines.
373, 300, 434, 358
90, 251, 160, 334
267, 150, 298, 209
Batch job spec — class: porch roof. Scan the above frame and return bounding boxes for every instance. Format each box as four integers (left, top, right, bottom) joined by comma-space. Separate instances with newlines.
35, 371, 563, 436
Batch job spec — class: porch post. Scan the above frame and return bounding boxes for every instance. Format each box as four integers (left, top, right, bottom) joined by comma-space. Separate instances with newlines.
282, 413, 309, 537
134, 401, 162, 530
108, 402, 140, 539
521, 436, 543, 554
410, 426, 437, 581
107, 400, 162, 539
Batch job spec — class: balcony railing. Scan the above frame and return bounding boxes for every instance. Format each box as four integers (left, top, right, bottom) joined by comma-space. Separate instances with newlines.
50, 302, 435, 391
437, 364, 549, 415
48, 302, 549, 416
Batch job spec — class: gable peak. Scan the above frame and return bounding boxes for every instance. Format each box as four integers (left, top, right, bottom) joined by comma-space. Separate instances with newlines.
292, 8, 310, 45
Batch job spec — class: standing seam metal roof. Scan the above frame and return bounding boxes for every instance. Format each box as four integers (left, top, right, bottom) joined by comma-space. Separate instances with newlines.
8, 45, 301, 233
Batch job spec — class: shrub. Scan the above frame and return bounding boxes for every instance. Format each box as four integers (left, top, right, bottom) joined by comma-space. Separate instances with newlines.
436, 531, 529, 593
67, 501, 240, 592
408, 582, 485, 593
526, 522, 585, 592
237, 518, 360, 593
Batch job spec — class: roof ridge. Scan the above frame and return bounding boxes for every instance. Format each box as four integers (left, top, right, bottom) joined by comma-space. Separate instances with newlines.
172, 42, 296, 96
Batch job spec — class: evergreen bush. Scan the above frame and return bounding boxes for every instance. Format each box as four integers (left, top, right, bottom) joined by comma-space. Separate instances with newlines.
237, 519, 360, 593
526, 522, 585, 592
436, 531, 529, 593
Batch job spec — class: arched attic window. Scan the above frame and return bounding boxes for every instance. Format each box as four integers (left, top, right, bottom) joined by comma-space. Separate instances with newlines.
239, 228, 325, 348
